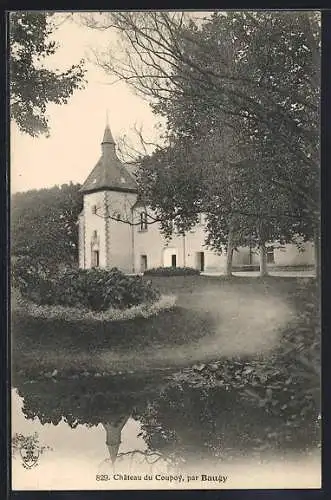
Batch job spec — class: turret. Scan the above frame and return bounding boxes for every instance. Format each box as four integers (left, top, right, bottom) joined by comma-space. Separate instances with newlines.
78, 116, 138, 272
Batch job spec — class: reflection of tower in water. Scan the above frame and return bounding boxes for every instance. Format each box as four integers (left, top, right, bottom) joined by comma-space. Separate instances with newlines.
100, 412, 174, 475
102, 415, 130, 464
91, 386, 135, 466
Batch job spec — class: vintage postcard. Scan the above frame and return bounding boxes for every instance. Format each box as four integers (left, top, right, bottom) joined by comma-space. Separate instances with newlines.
10, 10, 321, 491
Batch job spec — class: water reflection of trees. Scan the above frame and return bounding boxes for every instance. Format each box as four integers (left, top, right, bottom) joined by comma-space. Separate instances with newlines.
134, 384, 320, 463
16, 374, 159, 425
14, 371, 319, 466
15, 372, 171, 467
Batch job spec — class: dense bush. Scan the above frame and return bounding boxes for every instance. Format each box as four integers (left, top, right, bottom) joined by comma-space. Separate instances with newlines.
12, 266, 161, 312
232, 265, 260, 272
144, 267, 200, 277
11, 257, 56, 302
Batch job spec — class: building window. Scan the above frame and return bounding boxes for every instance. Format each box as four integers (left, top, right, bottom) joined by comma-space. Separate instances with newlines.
92, 250, 100, 267
267, 247, 275, 264
171, 254, 177, 267
92, 205, 97, 214
93, 230, 98, 239
140, 255, 148, 272
140, 212, 148, 231
196, 251, 205, 271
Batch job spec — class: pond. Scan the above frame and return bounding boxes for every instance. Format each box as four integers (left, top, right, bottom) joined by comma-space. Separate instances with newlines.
11, 370, 321, 490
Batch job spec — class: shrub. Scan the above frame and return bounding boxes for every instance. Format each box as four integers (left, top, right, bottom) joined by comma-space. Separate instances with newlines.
14, 294, 177, 322
11, 257, 56, 305
144, 266, 200, 277
13, 266, 161, 312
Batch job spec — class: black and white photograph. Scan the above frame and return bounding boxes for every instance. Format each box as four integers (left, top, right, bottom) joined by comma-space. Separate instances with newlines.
10, 10, 321, 490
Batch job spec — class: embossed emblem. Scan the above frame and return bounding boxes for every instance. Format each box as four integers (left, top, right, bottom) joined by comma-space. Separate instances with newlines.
19, 441, 40, 469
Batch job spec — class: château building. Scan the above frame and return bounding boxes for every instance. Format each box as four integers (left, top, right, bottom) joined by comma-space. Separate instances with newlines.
78, 122, 315, 274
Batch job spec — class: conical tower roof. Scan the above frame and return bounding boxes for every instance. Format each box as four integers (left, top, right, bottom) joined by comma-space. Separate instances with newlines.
102, 123, 115, 144
80, 123, 138, 194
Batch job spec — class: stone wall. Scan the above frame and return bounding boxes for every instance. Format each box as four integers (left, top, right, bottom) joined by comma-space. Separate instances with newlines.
78, 212, 85, 269
82, 192, 107, 269
105, 191, 137, 273
133, 211, 226, 272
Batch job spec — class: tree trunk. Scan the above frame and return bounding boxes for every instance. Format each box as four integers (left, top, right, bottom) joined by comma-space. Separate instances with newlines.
314, 231, 320, 281
225, 227, 234, 277
256, 220, 268, 277
259, 243, 268, 277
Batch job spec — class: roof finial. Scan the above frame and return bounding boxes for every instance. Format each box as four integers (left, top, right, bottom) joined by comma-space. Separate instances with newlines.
102, 112, 115, 145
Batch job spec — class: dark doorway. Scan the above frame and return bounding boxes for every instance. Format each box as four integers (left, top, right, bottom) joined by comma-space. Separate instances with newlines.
197, 251, 205, 271
140, 254, 148, 272
92, 250, 99, 268
249, 244, 253, 265
267, 247, 275, 264
171, 254, 177, 267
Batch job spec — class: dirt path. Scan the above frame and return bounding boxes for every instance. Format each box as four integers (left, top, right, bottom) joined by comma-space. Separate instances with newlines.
98, 286, 293, 369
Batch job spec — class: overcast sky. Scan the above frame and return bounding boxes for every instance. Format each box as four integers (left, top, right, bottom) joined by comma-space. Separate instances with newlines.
10, 13, 162, 193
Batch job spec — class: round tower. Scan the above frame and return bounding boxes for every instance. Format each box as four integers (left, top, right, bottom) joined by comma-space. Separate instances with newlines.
78, 118, 138, 271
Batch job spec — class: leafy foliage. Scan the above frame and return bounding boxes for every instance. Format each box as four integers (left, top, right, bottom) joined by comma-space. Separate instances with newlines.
144, 266, 200, 276
13, 266, 161, 312
135, 382, 319, 461
146, 13, 318, 240
10, 12, 86, 136
11, 183, 83, 271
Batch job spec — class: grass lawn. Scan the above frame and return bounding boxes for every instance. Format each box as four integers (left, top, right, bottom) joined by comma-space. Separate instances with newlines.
12, 275, 319, 376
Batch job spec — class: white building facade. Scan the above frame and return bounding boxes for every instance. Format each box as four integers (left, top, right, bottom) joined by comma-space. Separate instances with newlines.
78, 124, 315, 274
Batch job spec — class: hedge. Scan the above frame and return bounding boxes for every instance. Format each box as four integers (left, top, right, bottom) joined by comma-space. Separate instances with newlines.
144, 267, 200, 277
13, 294, 177, 322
